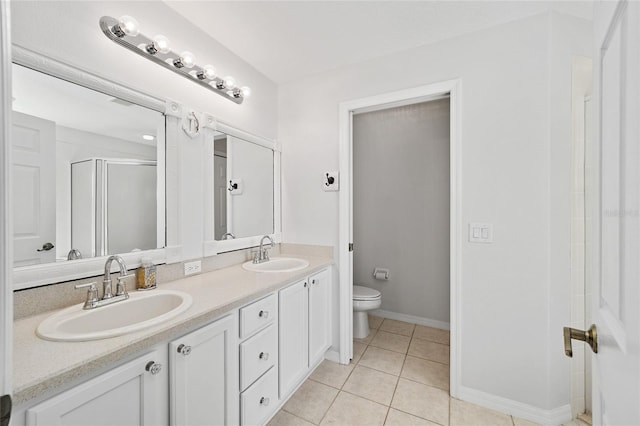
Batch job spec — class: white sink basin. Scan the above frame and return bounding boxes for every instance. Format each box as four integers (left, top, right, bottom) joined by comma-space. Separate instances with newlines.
242, 257, 310, 273
37, 289, 192, 342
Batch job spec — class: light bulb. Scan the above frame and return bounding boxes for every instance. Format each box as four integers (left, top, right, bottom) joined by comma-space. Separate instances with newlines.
240, 86, 252, 98
117, 15, 140, 37
142, 134, 155, 141
180, 51, 195, 68
152, 35, 170, 54
224, 76, 236, 89
202, 65, 216, 79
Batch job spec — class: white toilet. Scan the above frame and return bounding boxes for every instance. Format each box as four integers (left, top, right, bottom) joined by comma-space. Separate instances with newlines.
353, 285, 382, 339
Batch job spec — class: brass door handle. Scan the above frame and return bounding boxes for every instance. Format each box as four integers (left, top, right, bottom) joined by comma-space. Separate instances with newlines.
563, 324, 598, 357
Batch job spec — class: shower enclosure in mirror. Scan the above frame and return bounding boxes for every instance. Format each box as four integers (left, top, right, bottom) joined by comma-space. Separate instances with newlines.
11, 46, 168, 289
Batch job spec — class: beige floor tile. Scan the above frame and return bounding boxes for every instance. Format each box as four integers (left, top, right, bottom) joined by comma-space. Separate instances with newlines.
385, 409, 440, 426
320, 391, 388, 426
450, 398, 512, 426
369, 315, 384, 330
401, 356, 450, 391
359, 346, 406, 376
343, 365, 399, 405
352, 341, 367, 364
563, 420, 591, 426
391, 378, 449, 425
408, 338, 450, 365
380, 319, 416, 337
354, 328, 378, 344
413, 325, 450, 345
371, 330, 411, 354
309, 360, 354, 389
283, 380, 339, 424
513, 416, 541, 426
268, 410, 315, 426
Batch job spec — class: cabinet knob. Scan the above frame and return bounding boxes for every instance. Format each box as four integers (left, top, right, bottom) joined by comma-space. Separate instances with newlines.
259, 351, 269, 361
259, 310, 269, 319
177, 344, 192, 356
304, 282, 307, 288
145, 361, 162, 375
312, 279, 316, 285
259, 397, 270, 406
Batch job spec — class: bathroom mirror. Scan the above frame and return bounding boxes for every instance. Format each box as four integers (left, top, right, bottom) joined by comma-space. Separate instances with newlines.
11, 46, 168, 289
203, 122, 280, 255
213, 132, 274, 241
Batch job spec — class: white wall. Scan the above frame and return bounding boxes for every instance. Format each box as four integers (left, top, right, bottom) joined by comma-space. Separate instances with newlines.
279, 11, 591, 419
353, 99, 450, 324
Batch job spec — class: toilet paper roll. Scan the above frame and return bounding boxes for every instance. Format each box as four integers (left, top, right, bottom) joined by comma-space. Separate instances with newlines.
373, 268, 389, 280
374, 271, 387, 280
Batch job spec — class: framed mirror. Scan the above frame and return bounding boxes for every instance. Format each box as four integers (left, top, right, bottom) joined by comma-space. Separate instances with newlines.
203, 121, 280, 255
12, 46, 169, 289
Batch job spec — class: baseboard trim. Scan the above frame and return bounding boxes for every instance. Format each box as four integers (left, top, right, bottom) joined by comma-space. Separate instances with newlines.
371, 309, 450, 330
457, 385, 572, 426
324, 349, 340, 363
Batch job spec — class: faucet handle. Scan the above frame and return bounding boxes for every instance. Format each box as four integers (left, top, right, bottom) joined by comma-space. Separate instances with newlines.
75, 282, 99, 309
116, 275, 133, 297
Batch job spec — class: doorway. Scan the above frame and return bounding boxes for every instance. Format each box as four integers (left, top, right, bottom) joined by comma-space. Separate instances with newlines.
570, 57, 592, 420
338, 79, 461, 396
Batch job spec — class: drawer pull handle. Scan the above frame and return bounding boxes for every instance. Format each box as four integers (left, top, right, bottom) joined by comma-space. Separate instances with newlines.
259, 351, 269, 361
177, 344, 192, 356
260, 397, 270, 406
145, 361, 162, 375
259, 310, 269, 319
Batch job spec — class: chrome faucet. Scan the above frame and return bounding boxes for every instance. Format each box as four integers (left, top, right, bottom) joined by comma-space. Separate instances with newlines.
67, 248, 82, 260
75, 255, 131, 309
103, 255, 128, 299
254, 235, 274, 264
221, 232, 236, 240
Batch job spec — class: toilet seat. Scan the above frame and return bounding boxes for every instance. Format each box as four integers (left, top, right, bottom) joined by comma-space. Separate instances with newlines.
353, 285, 381, 300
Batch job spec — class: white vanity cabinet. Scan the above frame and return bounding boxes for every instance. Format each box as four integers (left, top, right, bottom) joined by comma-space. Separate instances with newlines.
25, 349, 168, 426
239, 295, 279, 425
169, 313, 238, 426
279, 267, 331, 399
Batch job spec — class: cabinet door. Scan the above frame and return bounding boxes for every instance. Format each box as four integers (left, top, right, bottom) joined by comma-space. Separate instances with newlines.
170, 314, 238, 426
309, 268, 331, 366
26, 349, 168, 426
278, 279, 309, 398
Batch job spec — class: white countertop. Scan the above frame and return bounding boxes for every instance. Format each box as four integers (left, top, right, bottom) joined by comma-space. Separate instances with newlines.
13, 255, 333, 405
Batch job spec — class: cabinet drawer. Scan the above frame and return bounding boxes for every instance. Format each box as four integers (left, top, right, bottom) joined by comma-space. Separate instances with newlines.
240, 294, 276, 338
241, 367, 278, 426
240, 324, 277, 391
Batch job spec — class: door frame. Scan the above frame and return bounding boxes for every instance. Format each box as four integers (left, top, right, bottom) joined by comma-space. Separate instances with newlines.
0, 0, 13, 405
338, 79, 462, 396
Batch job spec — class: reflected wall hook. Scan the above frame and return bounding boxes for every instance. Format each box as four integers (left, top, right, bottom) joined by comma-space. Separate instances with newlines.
228, 180, 238, 191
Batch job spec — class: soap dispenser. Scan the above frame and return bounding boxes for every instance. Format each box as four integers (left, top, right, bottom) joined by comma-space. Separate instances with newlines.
137, 257, 157, 290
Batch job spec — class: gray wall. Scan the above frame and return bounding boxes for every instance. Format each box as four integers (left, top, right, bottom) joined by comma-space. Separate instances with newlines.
353, 98, 450, 323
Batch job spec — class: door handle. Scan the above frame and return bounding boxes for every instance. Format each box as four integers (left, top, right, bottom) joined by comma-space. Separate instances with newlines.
563, 324, 598, 357
37, 242, 54, 252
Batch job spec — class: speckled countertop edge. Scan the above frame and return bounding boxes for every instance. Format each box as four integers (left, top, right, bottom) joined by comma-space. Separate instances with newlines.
13, 255, 333, 406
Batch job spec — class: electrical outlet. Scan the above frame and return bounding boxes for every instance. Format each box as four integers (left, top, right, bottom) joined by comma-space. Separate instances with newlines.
323, 171, 339, 192
184, 260, 202, 276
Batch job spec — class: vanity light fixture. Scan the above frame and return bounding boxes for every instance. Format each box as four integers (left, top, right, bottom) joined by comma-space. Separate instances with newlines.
99, 15, 251, 104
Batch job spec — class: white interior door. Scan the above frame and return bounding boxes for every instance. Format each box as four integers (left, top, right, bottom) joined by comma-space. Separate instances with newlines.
11, 111, 56, 266
592, 1, 640, 424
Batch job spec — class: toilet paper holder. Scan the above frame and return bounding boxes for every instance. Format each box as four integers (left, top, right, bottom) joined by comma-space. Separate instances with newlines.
373, 268, 389, 280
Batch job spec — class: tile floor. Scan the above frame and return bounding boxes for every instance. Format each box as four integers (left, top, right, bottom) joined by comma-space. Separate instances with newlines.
268, 316, 541, 426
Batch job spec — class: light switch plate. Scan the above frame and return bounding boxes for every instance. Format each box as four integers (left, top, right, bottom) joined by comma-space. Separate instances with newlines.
469, 223, 493, 243
323, 171, 339, 192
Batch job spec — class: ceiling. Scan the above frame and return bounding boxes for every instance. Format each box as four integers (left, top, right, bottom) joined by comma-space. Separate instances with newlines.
12, 63, 161, 145
165, 1, 593, 85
